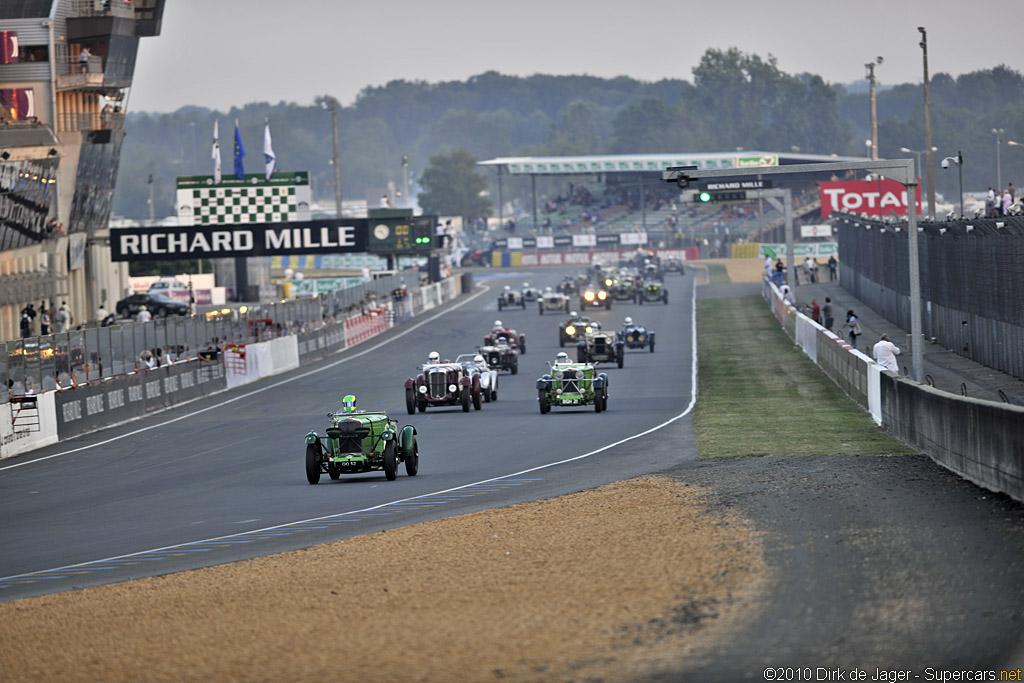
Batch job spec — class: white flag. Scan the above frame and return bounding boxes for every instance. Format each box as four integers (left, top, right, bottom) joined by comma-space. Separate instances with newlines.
212, 119, 221, 184
263, 119, 276, 181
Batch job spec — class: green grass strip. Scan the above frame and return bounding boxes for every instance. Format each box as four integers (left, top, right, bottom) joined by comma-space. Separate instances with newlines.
694, 296, 918, 458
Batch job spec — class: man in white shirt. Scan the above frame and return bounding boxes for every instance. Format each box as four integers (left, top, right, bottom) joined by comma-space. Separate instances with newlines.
136, 305, 152, 323
872, 333, 901, 372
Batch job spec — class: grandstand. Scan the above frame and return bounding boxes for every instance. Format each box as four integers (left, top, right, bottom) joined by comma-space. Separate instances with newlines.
477, 151, 863, 250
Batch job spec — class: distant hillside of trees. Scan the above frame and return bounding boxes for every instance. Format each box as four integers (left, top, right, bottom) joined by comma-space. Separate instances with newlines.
113, 48, 1024, 221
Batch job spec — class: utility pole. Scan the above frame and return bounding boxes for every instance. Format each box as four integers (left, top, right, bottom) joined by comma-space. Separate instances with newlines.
866, 57, 883, 160
148, 173, 155, 224
330, 97, 342, 218
919, 27, 936, 219
402, 155, 409, 209
993, 128, 1004, 190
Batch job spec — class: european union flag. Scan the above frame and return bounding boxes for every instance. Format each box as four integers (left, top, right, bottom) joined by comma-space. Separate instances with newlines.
233, 121, 246, 179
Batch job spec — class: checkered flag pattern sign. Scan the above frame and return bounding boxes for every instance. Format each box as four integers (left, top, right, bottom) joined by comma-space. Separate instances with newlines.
175, 173, 311, 227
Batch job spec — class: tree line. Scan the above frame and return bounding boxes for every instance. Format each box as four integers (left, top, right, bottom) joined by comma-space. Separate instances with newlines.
112, 48, 1024, 222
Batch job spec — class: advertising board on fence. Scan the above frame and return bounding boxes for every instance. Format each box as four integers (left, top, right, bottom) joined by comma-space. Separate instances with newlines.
819, 180, 922, 219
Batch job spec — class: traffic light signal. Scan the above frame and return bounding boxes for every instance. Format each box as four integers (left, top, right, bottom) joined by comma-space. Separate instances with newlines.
697, 191, 712, 202
695, 190, 747, 202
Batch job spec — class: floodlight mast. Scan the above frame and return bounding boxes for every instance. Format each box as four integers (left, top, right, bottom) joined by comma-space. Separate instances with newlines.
664, 158, 925, 383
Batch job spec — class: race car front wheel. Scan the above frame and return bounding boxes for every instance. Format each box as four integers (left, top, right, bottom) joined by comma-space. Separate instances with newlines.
404, 437, 419, 477
383, 441, 398, 481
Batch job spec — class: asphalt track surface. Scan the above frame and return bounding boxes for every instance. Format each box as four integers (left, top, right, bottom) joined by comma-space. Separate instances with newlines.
0, 268, 699, 601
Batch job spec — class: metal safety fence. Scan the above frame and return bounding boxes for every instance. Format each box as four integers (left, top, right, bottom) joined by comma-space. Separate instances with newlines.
1, 271, 418, 403
836, 213, 1024, 380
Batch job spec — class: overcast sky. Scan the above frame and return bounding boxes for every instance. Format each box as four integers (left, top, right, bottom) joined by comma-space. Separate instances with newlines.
129, 0, 1024, 113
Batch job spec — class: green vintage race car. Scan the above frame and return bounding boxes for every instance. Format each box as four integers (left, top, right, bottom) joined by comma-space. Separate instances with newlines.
536, 356, 609, 413
304, 395, 419, 483
637, 280, 669, 304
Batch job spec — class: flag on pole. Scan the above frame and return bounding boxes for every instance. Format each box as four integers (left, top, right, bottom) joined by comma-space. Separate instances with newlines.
263, 118, 276, 180
233, 120, 245, 180
212, 119, 222, 184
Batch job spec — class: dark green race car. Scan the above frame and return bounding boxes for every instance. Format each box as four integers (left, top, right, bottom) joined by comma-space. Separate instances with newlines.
304, 396, 419, 483
536, 359, 609, 413
637, 280, 669, 304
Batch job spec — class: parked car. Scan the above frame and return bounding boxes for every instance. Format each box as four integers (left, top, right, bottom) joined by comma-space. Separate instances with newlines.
497, 286, 526, 310
577, 329, 625, 368
558, 314, 600, 347
455, 353, 499, 401
304, 400, 419, 483
539, 288, 571, 315
637, 280, 669, 305
536, 356, 609, 413
477, 340, 519, 375
619, 317, 655, 352
116, 292, 191, 318
405, 361, 482, 413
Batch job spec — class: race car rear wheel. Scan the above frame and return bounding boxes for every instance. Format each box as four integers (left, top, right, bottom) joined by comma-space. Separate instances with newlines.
650, 339, 655, 353
539, 390, 550, 414
404, 437, 419, 476
305, 443, 322, 485
405, 387, 416, 415
473, 387, 482, 411
511, 361, 518, 375
617, 346, 624, 369
383, 442, 398, 481
461, 386, 471, 412
594, 393, 603, 413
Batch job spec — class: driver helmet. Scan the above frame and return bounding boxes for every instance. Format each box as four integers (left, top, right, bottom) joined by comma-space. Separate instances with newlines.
523, 282, 530, 288
503, 285, 511, 291
624, 316, 633, 325
569, 310, 578, 318
498, 336, 508, 345
493, 320, 503, 328
473, 354, 485, 364
428, 351, 440, 363
555, 352, 569, 362
544, 286, 552, 292
342, 394, 356, 413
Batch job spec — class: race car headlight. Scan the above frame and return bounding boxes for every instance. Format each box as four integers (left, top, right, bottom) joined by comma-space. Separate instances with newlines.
585, 326, 593, 333
598, 291, 607, 300
604, 278, 613, 287
584, 291, 595, 301
565, 325, 576, 335
418, 385, 427, 393
448, 384, 457, 393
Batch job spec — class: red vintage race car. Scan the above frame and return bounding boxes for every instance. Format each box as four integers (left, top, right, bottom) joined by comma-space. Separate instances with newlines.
405, 361, 482, 414
483, 320, 526, 354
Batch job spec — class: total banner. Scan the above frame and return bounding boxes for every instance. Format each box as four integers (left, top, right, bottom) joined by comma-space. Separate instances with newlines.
819, 180, 922, 219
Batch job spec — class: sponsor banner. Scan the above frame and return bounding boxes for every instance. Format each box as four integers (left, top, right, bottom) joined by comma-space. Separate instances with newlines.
801, 224, 833, 238
619, 232, 648, 245
819, 180, 922, 218
506, 237, 523, 250
595, 234, 620, 245
109, 219, 369, 261
572, 234, 596, 248
701, 179, 772, 191
535, 236, 554, 249
53, 361, 224, 440
0, 393, 58, 460
759, 242, 838, 258
494, 248, 698, 267
68, 232, 87, 270
297, 330, 326, 363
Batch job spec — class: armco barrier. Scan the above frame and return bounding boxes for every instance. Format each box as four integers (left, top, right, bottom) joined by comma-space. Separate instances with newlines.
763, 277, 1024, 503
1, 274, 471, 460
489, 248, 698, 268
52, 360, 227, 441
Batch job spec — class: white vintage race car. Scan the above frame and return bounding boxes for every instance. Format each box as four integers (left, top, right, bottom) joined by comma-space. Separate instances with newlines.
521, 282, 542, 303
455, 353, 499, 402
538, 288, 571, 315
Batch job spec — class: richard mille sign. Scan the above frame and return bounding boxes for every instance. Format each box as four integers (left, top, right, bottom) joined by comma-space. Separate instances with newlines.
109, 220, 369, 261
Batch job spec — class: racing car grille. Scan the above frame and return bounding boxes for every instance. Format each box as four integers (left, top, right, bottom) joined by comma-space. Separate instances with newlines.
488, 351, 501, 366
427, 370, 449, 399
593, 338, 607, 353
560, 369, 580, 394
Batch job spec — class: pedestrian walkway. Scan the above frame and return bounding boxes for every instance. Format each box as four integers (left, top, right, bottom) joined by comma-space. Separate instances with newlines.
791, 277, 1024, 407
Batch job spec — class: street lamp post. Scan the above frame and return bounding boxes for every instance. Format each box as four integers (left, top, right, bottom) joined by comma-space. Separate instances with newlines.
942, 152, 964, 218
322, 96, 343, 218
993, 128, 1005, 191
866, 57, 883, 160
919, 27, 936, 219
899, 146, 937, 181
401, 155, 409, 209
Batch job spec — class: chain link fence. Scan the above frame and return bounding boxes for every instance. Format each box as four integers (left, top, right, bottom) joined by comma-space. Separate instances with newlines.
1, 272, 418, 403
836, 213, 1024, 380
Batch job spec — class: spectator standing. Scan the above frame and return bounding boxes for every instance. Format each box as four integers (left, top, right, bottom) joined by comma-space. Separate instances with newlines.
136, 305, 152, 323
53, 304, 68, 333
872, 333, 901, 372
20, 310, 32, 338
987, 187, 996, 216
774, 258, 784, 287
96, 302, 110, 325
59, 301, 73, 329
1002, 188, 1013, 216
810, 299, 821, 324
78, 46, 91, 73
379, 193, 390, 208
764, 254, 773, 277
846, 309, 861, 349
828, 255, 837, 281
40, 305, 51, 335
21, 303, 37, 334
822, 297, 834, 332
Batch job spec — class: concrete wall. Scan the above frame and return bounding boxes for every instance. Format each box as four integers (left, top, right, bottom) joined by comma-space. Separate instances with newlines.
762, 278, 1024, 502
